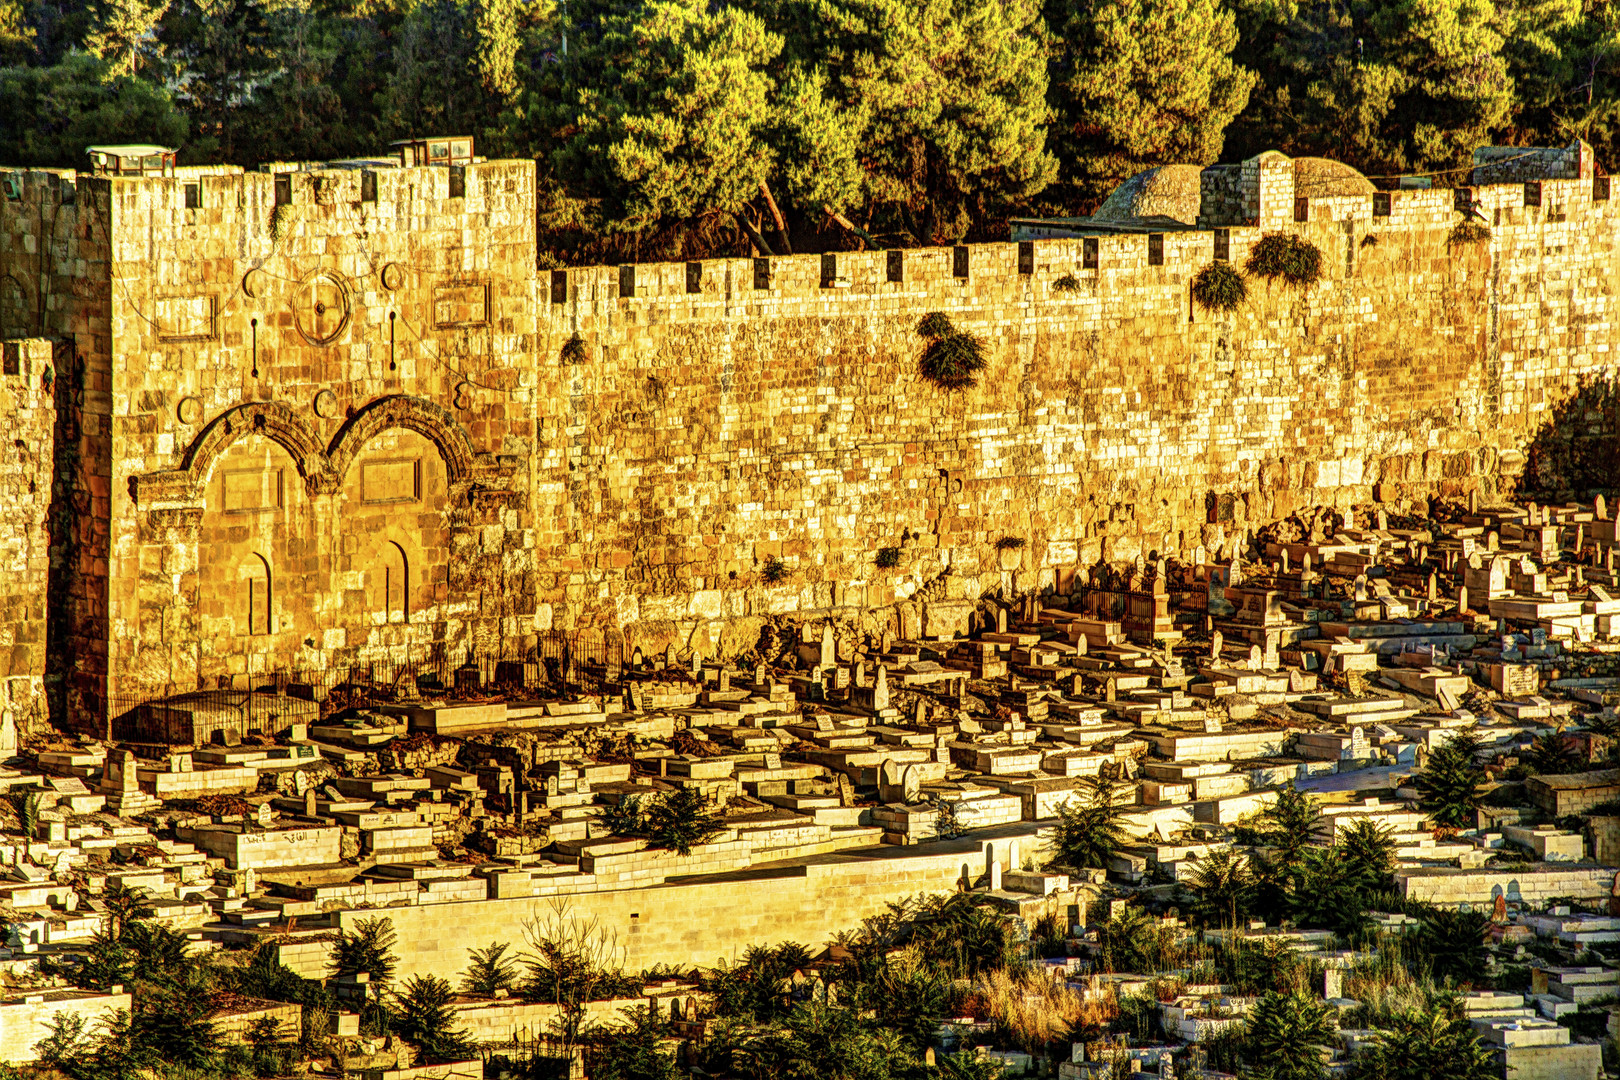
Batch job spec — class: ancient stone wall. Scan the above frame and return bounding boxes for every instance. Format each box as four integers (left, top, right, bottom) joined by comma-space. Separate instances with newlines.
2, 161, 540, 729
3, 145, 1620, 726
538, 158, 1619, 656
0, 338, 55, 741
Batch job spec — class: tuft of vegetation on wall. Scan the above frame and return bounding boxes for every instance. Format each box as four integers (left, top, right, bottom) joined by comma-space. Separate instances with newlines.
1190, 262, 1248, 312
875, 547, 901, 568
916, 312, 988, 390
1447, 221, 1492, 248
560, 335, 589, 364
1052, 273, 1082, 293
1245, 233, 1323, 289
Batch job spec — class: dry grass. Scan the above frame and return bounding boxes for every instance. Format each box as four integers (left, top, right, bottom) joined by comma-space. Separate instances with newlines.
962, 966, 1096, 1054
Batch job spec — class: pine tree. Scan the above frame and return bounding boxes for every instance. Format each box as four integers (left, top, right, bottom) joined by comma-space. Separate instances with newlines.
1339, 817, 1398, 895
1047, 0, 1256, 205
1350, 999, 1496, 1080
1244, 990, 1335, 1080
84, 0, 171, 75
395, 975, 473, 1064
1413, 731, 1485, 829
744, 0, 1056, 243
540, 0, 780, 239
1048, 773, 1129, 871
1226, 0, 1514, 176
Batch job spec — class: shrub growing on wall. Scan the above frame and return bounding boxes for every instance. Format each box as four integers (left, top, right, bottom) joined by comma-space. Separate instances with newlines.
560, 335, 589, 364
1191, 261, 1248, 312
1244, 233, 1322, 289
875, 547, 901, 568
916, 312, 987, 389
1052, 273, 1081, 293
1447, 221, 1492, 249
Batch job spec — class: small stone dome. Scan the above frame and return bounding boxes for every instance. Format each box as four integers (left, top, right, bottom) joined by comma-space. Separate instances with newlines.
1291, 157, 1375, 198
1093, 164, 1204, 225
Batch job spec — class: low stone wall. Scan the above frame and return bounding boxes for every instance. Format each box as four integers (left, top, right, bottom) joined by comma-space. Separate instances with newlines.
332, 835, 1041, 979
1397, 866, 1616, 907
0, 990, 132, 1064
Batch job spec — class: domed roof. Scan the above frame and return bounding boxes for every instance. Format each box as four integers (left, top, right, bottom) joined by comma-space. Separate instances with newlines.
1291, 157, 1375, 197
1093, 164, 1204, 225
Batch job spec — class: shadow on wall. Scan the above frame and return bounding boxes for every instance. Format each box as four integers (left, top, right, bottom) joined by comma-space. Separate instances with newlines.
1520, 372, 1620, 499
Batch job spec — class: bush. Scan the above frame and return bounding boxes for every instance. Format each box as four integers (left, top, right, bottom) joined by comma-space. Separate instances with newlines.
994, 536, 1026, 550
329, 916, 398, 987
1191, 261, 1248, 312
1448, 221, 1492, 248
1245, 233, 1323, 289
643, 787, 726, 855
920, 332, 988, 389
875, 547, 900, 568
761, 555, 790, 583
917, 311, 988, 389
560, 335, 589, 364
1052, 273, 1081, 293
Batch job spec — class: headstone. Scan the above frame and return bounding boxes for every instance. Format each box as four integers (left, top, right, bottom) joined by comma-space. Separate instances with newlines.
1248, 644, 1262, 670
304, 787, 318, 817
853, 661, 868, 689
718, 669, 731, 692
1074, 633, 1087, 657
753, 663, 766, 686
0, 713, 16, 757
690, 649, 702, 678
256, 803, 273, 828
1210, 631, 1223, 661
873, 665, 890, 711
1598, 494, 1609, 520
997, 608, 1008, 634
836, 773, 855, 807
1456, 584, 1469, 615
878, 759, 905, 802
900, 765, 921, 804
664, 643, 676, 670
820, 623, 835, 669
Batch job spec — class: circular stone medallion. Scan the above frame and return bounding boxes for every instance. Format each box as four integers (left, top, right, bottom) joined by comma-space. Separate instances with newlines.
292, 270, 351, 345
177, 396, 202, 425
313, 389, 339, 419
381, 263, 405, 291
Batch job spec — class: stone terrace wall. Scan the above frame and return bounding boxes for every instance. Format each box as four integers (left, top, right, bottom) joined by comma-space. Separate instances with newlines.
327, 845, 1006, 978
537, 159, 1620, 651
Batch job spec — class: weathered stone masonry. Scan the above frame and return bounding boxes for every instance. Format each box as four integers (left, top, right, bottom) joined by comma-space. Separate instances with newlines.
541, 146, 1617, 647
1, 143, 1617, 731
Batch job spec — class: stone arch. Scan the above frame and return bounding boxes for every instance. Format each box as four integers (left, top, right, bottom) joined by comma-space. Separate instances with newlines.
180, 401, 333, 499
327, 394, 480, 485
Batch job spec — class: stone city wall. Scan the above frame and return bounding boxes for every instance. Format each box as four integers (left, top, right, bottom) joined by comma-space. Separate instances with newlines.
0, 338, 55, 742
3, 145, 1620, 726
538, 148, 1619, 653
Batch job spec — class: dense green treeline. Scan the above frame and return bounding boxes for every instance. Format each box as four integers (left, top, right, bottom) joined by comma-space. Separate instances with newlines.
4, 0, 1620, 260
